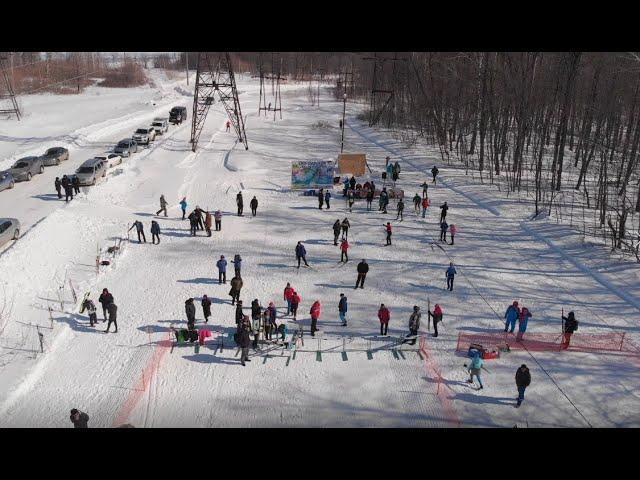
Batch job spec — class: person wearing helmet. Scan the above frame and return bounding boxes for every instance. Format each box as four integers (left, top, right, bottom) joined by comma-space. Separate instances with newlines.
504, 301, 520, 333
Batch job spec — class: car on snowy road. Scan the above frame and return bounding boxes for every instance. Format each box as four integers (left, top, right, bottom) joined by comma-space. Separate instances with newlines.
40, 147, 69, 166
114, 138, 138, 157
169, 106, 187, 124
151, 118, 169, 135
75, 158, 108, 186
8, 156, 45, 182
0, 171, 15, 192
93, 153, 122, 168
132, 127, 156, 145
0, 218, 21, 248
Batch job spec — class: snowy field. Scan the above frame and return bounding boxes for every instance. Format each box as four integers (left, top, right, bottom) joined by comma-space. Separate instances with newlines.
1, 72, 640, 428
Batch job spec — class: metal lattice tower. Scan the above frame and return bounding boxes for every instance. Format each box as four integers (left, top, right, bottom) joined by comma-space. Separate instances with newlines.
257, 53, 283, 121
190, 52, 248, 152
362, 52, 405, 127
0, 53, 21, 120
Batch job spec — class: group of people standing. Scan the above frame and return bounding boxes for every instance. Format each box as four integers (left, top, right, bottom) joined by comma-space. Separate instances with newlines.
54, 175, 80, 202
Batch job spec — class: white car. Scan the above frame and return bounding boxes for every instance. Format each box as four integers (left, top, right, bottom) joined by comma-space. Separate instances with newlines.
151, 118, 169, 135
132, 127, 156, 145
0, 218, 20, 248
94, 153, 123, 168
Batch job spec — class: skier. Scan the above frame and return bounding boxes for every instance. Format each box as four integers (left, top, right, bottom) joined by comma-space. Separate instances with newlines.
561, 311, 579, 349
98, 288, 113, 321
439, 220, 448, 242
310, 300, 321, 337
445, 262, 456, 291
466, 351, 484, 389
385, 222, 392, 246
150, 220, 161, 244
355, 259, 369, 289
340, 237, 349, 263
226, 120, 231, 132
54, 177, 62, 199
291, 290, 301, 321
214, 209, 222, 231
231, 254, 242, 277
428, 303, 443, 337
204, 210, 212, 237
216, 255, 227, 284
188, 210, 198, 236
238, 316, 252, 366
333, 220, 341, 246
504, 301, 520, 333
366, 189, 374, 211
421, 196, 430, 218
105, 301, 118, 333
72, 175, 80, 194
516, 306, 532, 341
402, 306, 421, 345
250, 196, 258, 216
338, 293, 348, 326
347, 190, 355, 212
431, 165, 439, 184
420, 181, 429, 197
185, 298, 196, 330
201, 295, 212, 323
70, 409, 89, 428
439, 201, 449, 223
378, 303, 390, 336
61, 175, 73, 202
413, 193, 421, 213
341, 218, 350, 240
396, 198, 404, 221
180, 197, 187, 220
229, 275, 243, 306
295, 241, 309, 268
283, 283, 294, 315
515, 364, 531, 407
318, 188, 324, 209
83, 297, 98, 327
449, 224, 457, 245
236, 192, 243, 216
324, 189, 331, 209
156, 194, 168, 217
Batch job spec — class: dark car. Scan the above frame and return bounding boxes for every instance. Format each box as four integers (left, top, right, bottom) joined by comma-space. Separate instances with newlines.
41, 147, 70, 166
113, 138, 138, 157
169, 106, 188, 124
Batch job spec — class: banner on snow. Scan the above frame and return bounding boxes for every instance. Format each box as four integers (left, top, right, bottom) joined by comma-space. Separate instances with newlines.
291, 161, 335, 189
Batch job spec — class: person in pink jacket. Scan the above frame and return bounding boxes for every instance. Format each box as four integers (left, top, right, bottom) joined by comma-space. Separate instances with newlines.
310, 300, 321, 337
449, 224, 457, 245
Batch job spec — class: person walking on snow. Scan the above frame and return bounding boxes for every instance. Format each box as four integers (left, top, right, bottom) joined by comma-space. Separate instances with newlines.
467, 351, 484, 389
421, 181, 429, 197
349, 176, 356, 191
194, 207, 204, 231
238, 317, 252, 366
439, 220, 449, 242
204, 210, 212, 236
291, 290, 301, 321
402, 306, 421, 345
61, 175, 73, 202
515, 364, 531, 407
151, 220, 161, 244
340, 237, 349, 263
251, 298, 261, 328
318, 188, 324, 209
338, 293, 348, 326
188, 210, 198, 236
396, 199, 405, 221
128, 220, 146, 243
333, 220, 341, 246
378, 303, 390, 336
366, 189, 374, 211
201, 295, 212, 323
347, 190, 355, 212
324, 190, 331, 209
341, 218, 350, 240
216, 255, 227, 284
439, 201, 449, 223
385, 222, 392, 245
428, 303, 443, 337
343, 177, 349, 196
267, 301, 277, 334
235, 300, 244, 325
421, 196, 430, 218
310, 300, 321, 336
295, 241, 309, 268
180, 197, 187, 220
284, 283, 294, 315
214, 210, 222, 231
504, 301, 520, 333
185, 298, 196, 330
231, 254, 242, 277
413, 193, 421, 213
236, 192, 244, 216
431, 165, 439, 184
98, 288, 113, 322
250, 196, 258, 216
54, 177, 62, 199
156, 194, 168, 217
83, 298, 98, 327
381, 189, 389, 213
355, 259, 369, 289
516, 306, 532, 341
105, 301, 118, 333
445, 262, 457, 291
226, 120, 231, 132
229, 275, 243, 306
561, 311, 579, 349
70, 409, 89, 428
449, 224, 457, 245
72, 175, 80, 195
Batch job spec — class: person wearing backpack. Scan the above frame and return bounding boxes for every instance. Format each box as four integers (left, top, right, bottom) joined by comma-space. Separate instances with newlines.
561, 311, 579, 349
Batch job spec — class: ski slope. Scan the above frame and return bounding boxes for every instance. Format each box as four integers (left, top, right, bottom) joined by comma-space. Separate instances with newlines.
1, 74, 640, 427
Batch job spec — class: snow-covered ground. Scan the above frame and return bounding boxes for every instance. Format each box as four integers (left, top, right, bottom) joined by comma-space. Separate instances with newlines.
1, 73, 640, 428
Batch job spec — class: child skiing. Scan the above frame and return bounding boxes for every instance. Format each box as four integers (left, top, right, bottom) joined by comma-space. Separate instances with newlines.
561, 311, 579, 349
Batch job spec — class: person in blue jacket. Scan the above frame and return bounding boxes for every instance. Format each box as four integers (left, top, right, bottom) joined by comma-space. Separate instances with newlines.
338, 293, 348, 326
504, 301, 520, 333
516, 306, 532, 341
180, 197, 187, 220
445, 262, 457, 291
343, 178, 350, 196
231, 254, 242, 277
324, 190, 331, 209
467, 351, 484, 389
295, 241, 309, 268
216, 255, 227, 284
150, 220, 161, 245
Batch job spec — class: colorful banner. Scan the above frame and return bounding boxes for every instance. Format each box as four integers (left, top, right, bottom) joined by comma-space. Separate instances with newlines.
291, 161, 335, 189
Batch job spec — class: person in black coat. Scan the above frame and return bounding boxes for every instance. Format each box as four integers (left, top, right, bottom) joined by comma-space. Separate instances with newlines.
70, 408, 89, 428
235, 301, 244, 325
515, 364, 531, 407
318, 188, 324, 209
439, 202, 448, 223
333, 220, 341, 246
561, 311, 579, 349
236, 192, 244, 216
105, 302, 118, 333
72, 175, 80, 194
238, 316, 252, 366
250, 196, 258, 216
54, 177, 62, 199
201, 295, 212, 323
355, 259, 369, 289
185, 298, 196, 330
61, 175, 73, 202
98, 288, 113, 321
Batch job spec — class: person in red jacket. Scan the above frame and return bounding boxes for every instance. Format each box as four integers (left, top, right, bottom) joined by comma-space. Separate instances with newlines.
385, 222, 392, 246
428, 303, 443, 337
291, 291, 301, 321
284, 282, 294, 315
421, 197, 430, 219
310, 300, 321, 337
378, 303, 390, 336
340, 238, 349, 263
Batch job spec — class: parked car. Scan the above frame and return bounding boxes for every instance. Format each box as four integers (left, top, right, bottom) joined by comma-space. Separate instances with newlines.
0, 218, 20, 248
132, 127, 156, 145
75, 158, 108, 186
151, 118, 169, 135
114, 139, 138, 157
169, 106, 187, 124
40, 147, 69, 166
8, 156, 45, 182
94, 153, 122, 168
0, 171, 15, 192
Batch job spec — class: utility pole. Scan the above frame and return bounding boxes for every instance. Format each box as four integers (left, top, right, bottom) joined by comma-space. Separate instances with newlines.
185, 52, 189, 86
341, 93, 347, 153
